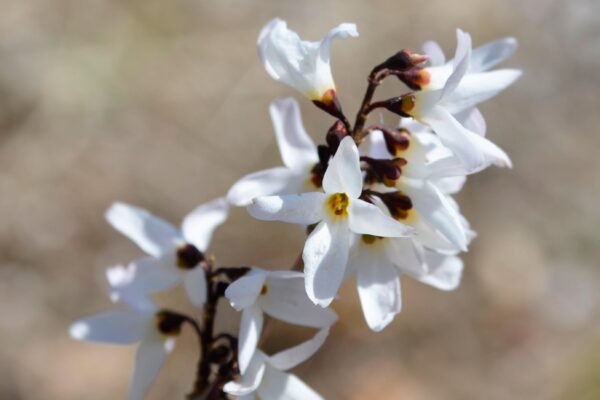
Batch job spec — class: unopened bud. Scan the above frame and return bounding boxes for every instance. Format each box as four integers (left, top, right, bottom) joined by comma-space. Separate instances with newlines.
361, 156, 406, 187
156, 310, 186, 337
378, 191, 414, 220
373, 50, 429, 75
377, 95, 416, 118
326, 120, 349, 153
393, 68, 431, 90
313, 89, 346, 120
381, 127, 411, 156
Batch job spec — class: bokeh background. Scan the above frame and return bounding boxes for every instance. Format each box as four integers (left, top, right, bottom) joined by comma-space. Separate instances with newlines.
1, 0, 599, 399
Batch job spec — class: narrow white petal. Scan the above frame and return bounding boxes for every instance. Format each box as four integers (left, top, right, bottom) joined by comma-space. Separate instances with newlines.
469, 131, 513, 168
257, 19, 357, 99
469, 37, 518, 72
183, 267, 207, 307
260, 275, 338, 327
223, 351, 267, 396
247, 193, 326, 225
227, 167, 307, 207
225, 270, 267, 311
268, 328, 330, 370
455, 107, 487, 136
181, 197, 229, 252
403, 181, 468, 251
303, 220, 350, 307
440, 29, 472, 100
422, 40, 446, 66
322, 136, 363, 198
348, 199, 413, 237
105, 203, 180, 257
355, 250, 401, 331
385, 238, 427, 277
421, 106, 486, 172
238, 305, 264, 375
442, 69, 522, 114
433, 175, 467, 195
270, 97, 318, 170
257, 366, 323, 400
416, 251, 464, 290
365, 129, 391, 159
106, 260, 178, 311
69, 309, 149, 344
128, 337, 173, 400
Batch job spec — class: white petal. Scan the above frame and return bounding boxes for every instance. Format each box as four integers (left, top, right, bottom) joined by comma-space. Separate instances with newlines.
257, 19, 357, 99
469, 37, 518, 72
105, 202, 180, 257
421, 106, 486, 172
440, 29, 472, 100
355, 249, 401, 331
303, 220, 350, 307
385, 238, 427, 277
422, 40, 445, 66
433, 175, 467, 195
223, 351, 267, 396
469, 130, 513, 169
257, 367, 323, 400
268, 328, 330, 371
238, 305, 264, 375
247, 192, 326, 225
227, 167, 308, 207
69, 309, 149, 344
416, 251, 464, 290
260, 275, 338, 327
225, 270, 267, 311
455, 107, 487, 136
403, 180, 468, 251
364, 129, 391, 159
348, 199, 413, 237
181, 197, 229, 251
128, 337, 173, 400
270, 98, 318, 170
106, 260, 178, 311
183, 267, 207, 307
441, 69, 522, 115
322, 136, 363, 198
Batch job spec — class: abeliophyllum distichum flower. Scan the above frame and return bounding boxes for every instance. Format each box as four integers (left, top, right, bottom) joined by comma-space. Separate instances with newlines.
70, 18, 520, 400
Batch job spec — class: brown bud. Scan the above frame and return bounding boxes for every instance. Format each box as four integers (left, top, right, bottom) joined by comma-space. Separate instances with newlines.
382, 127, 411, 156
155, 310, 186, 336
393, 68, 431, 90
326, 120, 349, 153
176, 243, 206, 270
373, 50, 429, 75
312, 89, 346, 120
361, 156, 406, 187
378, 191, 414, 220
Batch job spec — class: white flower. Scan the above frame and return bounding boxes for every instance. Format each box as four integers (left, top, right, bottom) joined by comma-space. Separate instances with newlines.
70, 295, 179, 400
402, 29, 521, 172
366, 127, 472, 252
105, 197, 229, 306
258, 18, 358, 105
227, 98, 319, 207
225, 268, 337, 374
224, 328, 329, 400
348, 234, 464, 331
248, 136, 412, 307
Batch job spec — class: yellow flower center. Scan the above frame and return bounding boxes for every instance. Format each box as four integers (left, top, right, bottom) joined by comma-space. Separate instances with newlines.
327, 193, 349, 218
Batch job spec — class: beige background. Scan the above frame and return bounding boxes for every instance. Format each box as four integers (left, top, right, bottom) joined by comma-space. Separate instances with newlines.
1, 0, 599, 399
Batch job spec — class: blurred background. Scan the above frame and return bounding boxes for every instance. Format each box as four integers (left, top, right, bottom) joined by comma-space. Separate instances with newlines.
1, 0, 599, 399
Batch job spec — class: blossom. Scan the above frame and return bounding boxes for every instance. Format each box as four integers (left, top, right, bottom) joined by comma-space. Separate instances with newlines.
258, 18, 358, 110
227, 97, 319, 207
366, 126, 473, 252
70, 292, 181, 400
248, 136, 412, 307
225, 268, 337, 374
224, 328, 329, 400
348, 233, 464, 331
398, 29, 521, 172
104, 197, 229, 306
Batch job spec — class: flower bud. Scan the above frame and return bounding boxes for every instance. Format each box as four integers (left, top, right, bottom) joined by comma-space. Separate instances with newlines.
377, 191, 414, 220
312, 89, 346, 120
176, 243, 206, 270
326, 120, 349, 154
155, 310, 186, 336
373, 49, 429, 74
381, 127, 411, 156
361, 156, 407, 187
377, 94, 416, 118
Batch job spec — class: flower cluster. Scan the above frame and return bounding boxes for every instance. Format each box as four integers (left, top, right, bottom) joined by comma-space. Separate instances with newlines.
70, 18, 520, 400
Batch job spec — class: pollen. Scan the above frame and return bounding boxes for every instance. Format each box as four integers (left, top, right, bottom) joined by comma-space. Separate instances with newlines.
327, 192, 350, 217
260, 284, 268, 296
361, 234, 383, 245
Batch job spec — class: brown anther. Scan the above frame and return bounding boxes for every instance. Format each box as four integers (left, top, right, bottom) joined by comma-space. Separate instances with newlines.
155, 311, 186, 337
176, 243, 205, 270
260, 284, 268, 296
